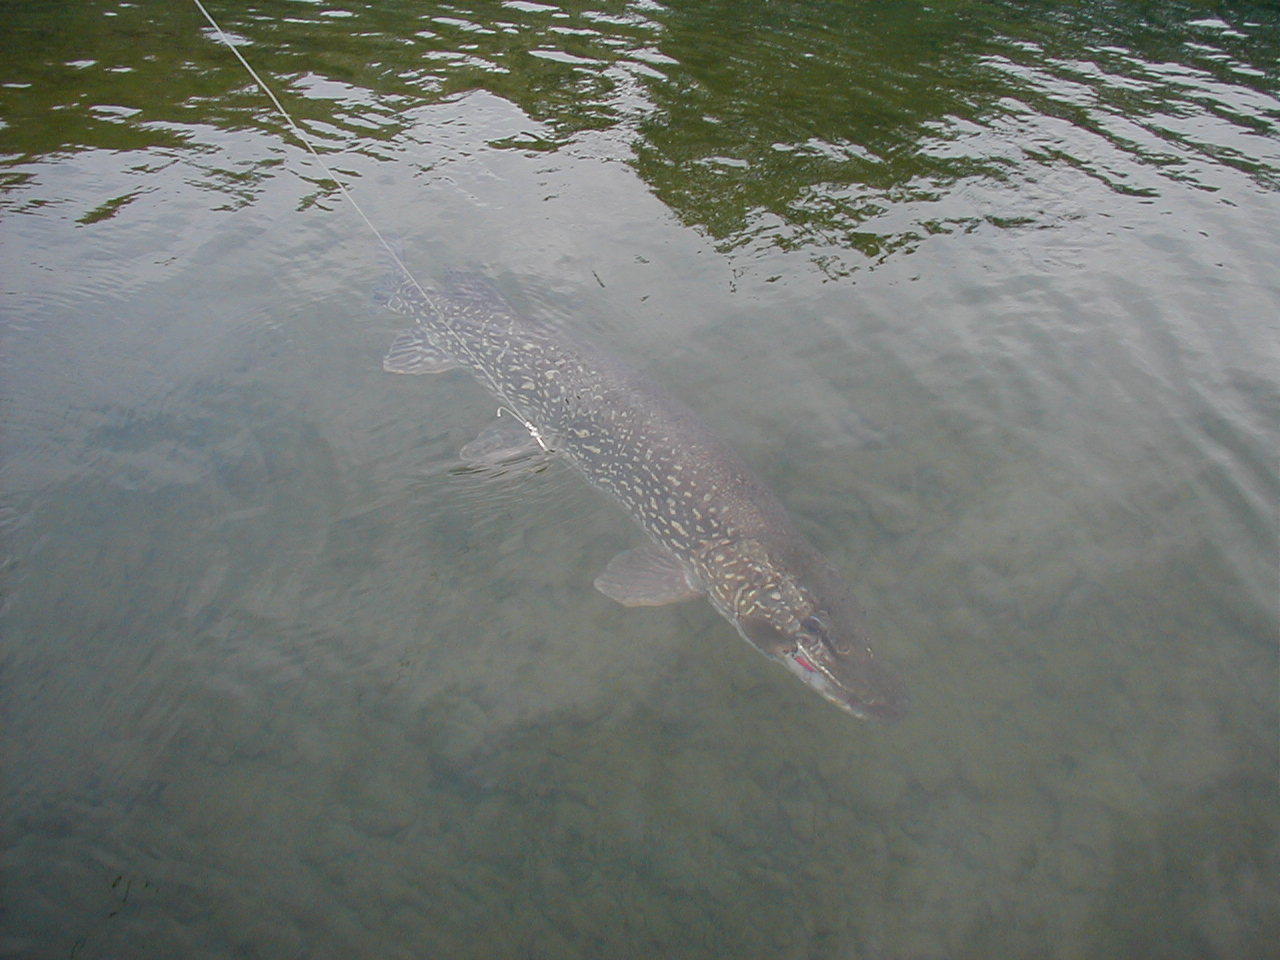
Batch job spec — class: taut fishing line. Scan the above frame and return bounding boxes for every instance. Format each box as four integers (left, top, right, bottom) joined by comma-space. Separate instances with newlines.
192, 0, 547, 442
191, 0, 416, 287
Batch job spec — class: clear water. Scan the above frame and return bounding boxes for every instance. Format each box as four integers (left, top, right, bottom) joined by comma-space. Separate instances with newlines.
2, 1, 1277, 957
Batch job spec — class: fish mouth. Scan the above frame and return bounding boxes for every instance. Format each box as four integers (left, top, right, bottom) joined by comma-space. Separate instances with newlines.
834, 687, 907, 723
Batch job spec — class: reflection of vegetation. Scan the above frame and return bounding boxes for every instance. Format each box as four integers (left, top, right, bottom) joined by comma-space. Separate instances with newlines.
75, 187, 151, 225
628, 0, 1280, 271
631, 0, 1015, 269
2, 0, 1277, 270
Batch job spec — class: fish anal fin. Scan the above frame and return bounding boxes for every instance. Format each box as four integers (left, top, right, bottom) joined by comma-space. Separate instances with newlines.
594, 544, 703, 607
383, 329, 458, 375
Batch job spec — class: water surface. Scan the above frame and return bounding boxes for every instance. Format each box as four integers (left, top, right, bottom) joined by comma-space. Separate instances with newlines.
2, 1, 1278, 958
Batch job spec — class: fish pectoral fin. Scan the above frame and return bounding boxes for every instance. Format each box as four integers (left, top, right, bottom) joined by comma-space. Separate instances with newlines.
459, 417, 546, 466
594, 544, 703, 607
382, 329, 459, 375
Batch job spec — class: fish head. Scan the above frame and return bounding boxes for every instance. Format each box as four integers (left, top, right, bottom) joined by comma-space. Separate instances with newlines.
725, 546, 906, 722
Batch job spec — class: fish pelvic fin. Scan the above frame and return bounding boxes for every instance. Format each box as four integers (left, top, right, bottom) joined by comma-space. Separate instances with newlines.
382, 329, 459, 375
594, 544, 704, 607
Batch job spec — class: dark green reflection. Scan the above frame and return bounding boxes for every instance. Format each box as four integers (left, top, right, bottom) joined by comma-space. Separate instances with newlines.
2, 0, 1277, 262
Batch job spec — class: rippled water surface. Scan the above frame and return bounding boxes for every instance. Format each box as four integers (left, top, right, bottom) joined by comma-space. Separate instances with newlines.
3, 1, 1278, 957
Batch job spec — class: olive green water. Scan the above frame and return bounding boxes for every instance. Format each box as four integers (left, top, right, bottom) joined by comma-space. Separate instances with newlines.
2, 1, 1278, 958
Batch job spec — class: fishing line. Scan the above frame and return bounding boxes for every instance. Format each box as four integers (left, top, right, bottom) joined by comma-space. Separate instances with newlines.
191, 0, 415, 286
191, 0, 548, 445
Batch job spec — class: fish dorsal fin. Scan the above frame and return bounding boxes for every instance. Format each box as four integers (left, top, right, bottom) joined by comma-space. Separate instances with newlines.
594, 544, 704, 607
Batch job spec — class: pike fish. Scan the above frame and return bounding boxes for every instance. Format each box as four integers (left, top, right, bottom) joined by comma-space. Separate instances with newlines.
379, 271, 904, 720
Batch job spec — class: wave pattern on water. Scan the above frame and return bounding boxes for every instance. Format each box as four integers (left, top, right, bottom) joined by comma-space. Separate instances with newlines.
4, 1, 1277, 278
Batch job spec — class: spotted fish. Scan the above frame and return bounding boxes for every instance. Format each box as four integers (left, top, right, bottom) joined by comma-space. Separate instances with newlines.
379, 270, 904, 720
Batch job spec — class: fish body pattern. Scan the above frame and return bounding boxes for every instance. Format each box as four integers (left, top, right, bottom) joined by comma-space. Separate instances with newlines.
380, 272, 903, 720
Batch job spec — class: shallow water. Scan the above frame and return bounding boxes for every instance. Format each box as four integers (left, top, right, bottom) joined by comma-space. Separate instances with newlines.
2, 1, 1278, 958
